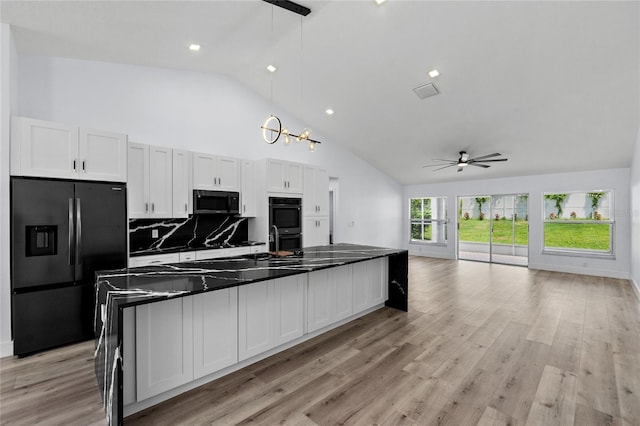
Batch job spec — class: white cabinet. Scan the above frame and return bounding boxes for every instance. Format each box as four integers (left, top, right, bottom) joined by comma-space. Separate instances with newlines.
193, 288, 238, 379
178, 251, 196, 262
127, 142, 172, 219
303, 217, 330, 248
129, 253, 180, 268
136, 296, 194, 401
192, 152, 239, 191
352, 258, 388, 314
11, 117, 127, 182
307, 265, 353, 333
266, 159, 303, 193
195, 247, 250, 261
240, 160, 256, 217
238, 275, 305, 361
172, 149, 192, 218
303, 165, 329, 217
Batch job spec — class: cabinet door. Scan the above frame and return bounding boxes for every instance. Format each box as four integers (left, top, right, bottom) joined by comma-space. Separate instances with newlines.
172, 149, 191, 218
266, 159, 286, 192
78, 128, 127, 182
273, 275, 305, 346
136, 296, 194, 401
352, 261, 370, 314
307, 269, 333, 333
193, 288, 238, 379
303, 217, 329, 248
370, 258, 388, 306
149, 146, 173, 218
13, 117, 78, 179
286, 162, 303, 193
193, 152, 217, 190
303, 165, 317, 216
240, 160, 256, 217
127, 142, 150, 218
238, 281, 273, 361
333, 265, 353, 322
315, 168, 329, 216
217, 156, 239, 191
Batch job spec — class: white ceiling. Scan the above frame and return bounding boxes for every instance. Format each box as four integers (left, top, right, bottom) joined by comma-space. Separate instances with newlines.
2, 1, 639, 185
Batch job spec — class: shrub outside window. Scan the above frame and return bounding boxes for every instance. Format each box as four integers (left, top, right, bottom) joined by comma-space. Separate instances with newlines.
543, 190, 613, 255
410, 197, 447, 244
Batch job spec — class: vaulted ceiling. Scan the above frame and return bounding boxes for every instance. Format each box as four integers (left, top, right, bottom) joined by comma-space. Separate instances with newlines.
2, 1, 639, 184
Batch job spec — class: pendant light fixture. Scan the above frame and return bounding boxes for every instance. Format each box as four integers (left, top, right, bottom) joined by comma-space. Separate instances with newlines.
260, 0, 323, 152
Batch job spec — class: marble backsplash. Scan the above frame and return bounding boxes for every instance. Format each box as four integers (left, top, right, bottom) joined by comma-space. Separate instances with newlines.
129, 215, 248, 255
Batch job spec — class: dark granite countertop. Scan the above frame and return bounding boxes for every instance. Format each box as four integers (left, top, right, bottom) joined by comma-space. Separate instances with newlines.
97, 244, 405, 309
129, 240, 266, 257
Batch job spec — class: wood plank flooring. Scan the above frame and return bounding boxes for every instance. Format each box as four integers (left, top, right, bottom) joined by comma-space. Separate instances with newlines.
1, 257, 639, 425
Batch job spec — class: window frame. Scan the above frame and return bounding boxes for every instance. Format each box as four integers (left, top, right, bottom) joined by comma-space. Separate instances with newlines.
409, 196, 448, 246
541, 190, 615, 257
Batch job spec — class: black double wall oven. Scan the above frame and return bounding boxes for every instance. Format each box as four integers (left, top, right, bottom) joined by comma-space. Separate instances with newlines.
269, 197, 302, 251
10, 177, 127, 356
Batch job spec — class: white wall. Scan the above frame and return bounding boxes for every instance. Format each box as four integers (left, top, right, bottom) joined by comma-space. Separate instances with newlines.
631, 128, 640, 296
0, 24, 18, 357
404, 168, 631, 279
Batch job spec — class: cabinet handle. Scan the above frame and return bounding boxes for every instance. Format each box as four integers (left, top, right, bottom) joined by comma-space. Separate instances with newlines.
151, 203, 155, 213
243, 204, 246, 213
145, 202, 149, 213
73, 159, 77, 172
82, 160, 86, 172
184, 203, 187, 213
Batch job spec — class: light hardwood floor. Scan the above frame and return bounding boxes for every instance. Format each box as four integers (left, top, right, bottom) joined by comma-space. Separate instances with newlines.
1, 257, 639, 425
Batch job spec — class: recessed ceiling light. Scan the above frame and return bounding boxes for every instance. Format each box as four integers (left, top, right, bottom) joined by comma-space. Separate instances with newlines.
267, 64, 277, 73
188, 44, 201, 52
375, 0, 387, 5
428, 69, 440, 78
325, 108, 334, 116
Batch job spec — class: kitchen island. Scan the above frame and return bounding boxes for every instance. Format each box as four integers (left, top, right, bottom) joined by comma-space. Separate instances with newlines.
94, 244, 408, 425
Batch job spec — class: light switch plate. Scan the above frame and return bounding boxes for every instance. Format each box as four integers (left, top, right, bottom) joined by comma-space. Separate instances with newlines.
152, 229, 159, 239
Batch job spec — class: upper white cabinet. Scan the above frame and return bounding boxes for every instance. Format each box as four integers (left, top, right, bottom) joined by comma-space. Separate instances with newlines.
192, 152, 239, 191
172, 149, 192, 218
266, 159, 303, 194
303, 165, 329, 217
127, 142, 172, 219
11, 117, 127, 182
240, 160, 256, 217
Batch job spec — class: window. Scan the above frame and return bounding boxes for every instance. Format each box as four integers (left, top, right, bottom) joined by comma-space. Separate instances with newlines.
543, 190, 613, 255
410, 197, 447, 244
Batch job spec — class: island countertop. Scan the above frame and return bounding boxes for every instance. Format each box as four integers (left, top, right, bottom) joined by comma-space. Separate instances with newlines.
94, 243, 408, 426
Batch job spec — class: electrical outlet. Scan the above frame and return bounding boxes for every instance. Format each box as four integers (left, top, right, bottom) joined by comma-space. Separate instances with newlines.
152, 229, 159, 239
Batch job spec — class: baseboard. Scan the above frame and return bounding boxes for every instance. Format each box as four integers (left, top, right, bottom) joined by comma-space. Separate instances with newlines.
407, 249, 453, 260
0, 340, 13, 358
528, 262, 629, 280
631, 278, 640, 302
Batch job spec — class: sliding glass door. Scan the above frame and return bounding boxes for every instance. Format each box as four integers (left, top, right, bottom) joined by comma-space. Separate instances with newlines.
458, 194, 528, 266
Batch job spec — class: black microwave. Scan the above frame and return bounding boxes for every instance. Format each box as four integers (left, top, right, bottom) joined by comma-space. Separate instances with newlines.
193, 190, 240, 214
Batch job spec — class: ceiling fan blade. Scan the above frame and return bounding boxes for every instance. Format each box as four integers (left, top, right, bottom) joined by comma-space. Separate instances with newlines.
469, 158, 508, 163
431, 159, 458, 163
470, 153, 501, 161
422, 162, 457, 168
468, 163, 491, 168
432, 164, 458, 171
457, 166, 464, 172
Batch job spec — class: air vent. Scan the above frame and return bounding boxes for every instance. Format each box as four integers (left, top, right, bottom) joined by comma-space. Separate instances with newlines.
413, 83, 439, 99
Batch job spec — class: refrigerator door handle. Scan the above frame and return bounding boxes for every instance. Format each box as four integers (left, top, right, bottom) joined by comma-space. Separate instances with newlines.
76, 198, 82, 265
68, 198, 74, 265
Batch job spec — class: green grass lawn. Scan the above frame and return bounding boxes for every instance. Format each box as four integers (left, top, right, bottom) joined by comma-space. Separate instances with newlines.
458, 219, 610, 251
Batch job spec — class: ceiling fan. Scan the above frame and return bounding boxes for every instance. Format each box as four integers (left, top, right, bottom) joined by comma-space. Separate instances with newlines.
423, 151, 508, 172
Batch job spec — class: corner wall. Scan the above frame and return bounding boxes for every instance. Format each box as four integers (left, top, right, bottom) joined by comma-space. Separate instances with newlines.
404, 168, 631, 279
0, 24, 18, 357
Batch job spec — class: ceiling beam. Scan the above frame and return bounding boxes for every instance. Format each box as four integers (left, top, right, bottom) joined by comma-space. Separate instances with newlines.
262, 0, 311, 17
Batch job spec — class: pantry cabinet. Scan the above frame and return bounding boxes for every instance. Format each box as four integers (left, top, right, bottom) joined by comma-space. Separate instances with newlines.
303, 165, 329, 217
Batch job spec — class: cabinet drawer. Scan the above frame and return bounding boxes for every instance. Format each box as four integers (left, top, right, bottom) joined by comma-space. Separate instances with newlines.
179, 252, 196, 262
129, 253, 179, 268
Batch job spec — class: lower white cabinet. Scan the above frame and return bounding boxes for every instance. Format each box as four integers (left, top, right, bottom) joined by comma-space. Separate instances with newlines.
307, 265, 353, 333
238, 275, 305, 361
136, 296, 194, 401
352, 258, 388, 314
303, 217, 329, 248
193, 288, 238, 379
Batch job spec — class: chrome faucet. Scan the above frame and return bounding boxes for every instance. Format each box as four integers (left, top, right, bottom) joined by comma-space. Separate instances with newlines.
271, 225, 279, 254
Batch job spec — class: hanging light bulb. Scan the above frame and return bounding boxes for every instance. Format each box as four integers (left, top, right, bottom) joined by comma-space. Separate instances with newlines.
282, 128, 291, 145
308, 141, 316, 152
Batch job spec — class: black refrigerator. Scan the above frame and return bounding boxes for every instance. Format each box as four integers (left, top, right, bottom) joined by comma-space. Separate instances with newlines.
11, 177, 127, 356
